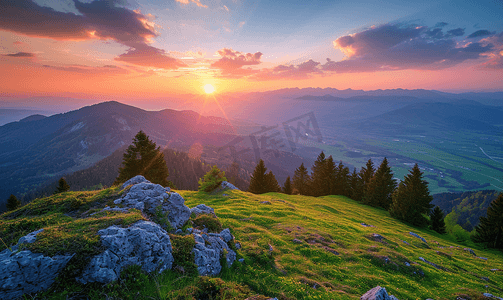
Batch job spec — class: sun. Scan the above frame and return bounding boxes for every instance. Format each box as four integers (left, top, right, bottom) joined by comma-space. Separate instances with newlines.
203, 84, 215, 94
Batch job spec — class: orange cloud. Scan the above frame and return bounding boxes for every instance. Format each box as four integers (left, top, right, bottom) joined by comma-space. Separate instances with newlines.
175, 0, 208, 8
115, 46, 187, 69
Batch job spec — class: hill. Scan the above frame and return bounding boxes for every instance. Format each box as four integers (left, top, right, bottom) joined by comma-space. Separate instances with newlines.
0, 101, 236, 207
1, 185, 502, 299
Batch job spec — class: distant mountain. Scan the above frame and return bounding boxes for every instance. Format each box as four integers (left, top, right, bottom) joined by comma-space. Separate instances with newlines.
0, 108, 53, 126
18, 114, 47, 122
0, 101, 237, 209
354, 101, 503, 135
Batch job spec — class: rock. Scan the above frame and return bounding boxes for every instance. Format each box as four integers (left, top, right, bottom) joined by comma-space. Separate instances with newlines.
292, 238, 303, 244
0, 250, 73, 300
101, 206, 130, 213
190, 204, 215, 217
478, 256, 488, 260
409, 232, 427, 243
78, 221, 174, 284
361, 286, 399, 300
220, 228, 233, 243
211, 181, 239, 194
187, 228, 193, 234
17, 229, 44, 245
122, 175, 151, 189
238, 258, 245, 263
260, 201, 272, 205
235, 242, 241, 249
464, 248, 476, 256
419, 257, 445, 271
402, 240, 409, 245
192, 228, 236, 276
361, 223, 375, 227
404, 262, 411, 267
114, 181, 190, 229
175, 229, 183, 234
483, 293, 503, 300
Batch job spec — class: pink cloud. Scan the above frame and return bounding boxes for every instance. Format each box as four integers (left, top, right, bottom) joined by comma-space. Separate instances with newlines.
211, 48, 262, 77
115, 46, 187, 69
175, 0, 208, 8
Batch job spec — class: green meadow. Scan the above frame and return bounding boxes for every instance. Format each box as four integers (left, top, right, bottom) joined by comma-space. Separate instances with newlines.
1, 187, 502, 299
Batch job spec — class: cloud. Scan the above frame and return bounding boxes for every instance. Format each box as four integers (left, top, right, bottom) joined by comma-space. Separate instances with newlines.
13, 41, 26, 45
211, 48, 262, 77
477, 32, 503, 69
467, 30, 494, 39
434, 22, 448, 28
251, 59, 322, 80
0, 0, 185, 69
327, 23, 495, 73
42, 64, 130, 74
3, 52, 35, 58
175, 0, 208, 8
115, 46, 187, 69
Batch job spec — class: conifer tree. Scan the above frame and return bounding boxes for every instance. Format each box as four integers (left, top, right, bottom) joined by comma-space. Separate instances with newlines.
365, 158, 396, 209
248, 159, 268, 194
283, 176, 293, 195
198, 165, 227, 192
430, 206, 447, 234
333, 161, 350, 197
6, 194, 21, 211
360, 159, 375, 201
293, 163, 310, 195
54, 177, 70, 194
389, 164, 433, 227
311, 151, 330, 196
349, 168, 364, 201
473, 193, 503, 249
265, 171, 281, 193
115, 130, 171, 187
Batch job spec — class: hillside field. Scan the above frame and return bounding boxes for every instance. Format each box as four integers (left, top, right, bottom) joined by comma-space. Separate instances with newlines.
1, 187, 502, 299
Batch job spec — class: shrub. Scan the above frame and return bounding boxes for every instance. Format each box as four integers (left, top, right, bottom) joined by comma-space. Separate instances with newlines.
192, 214, 222, 233
198, 165, 227, 192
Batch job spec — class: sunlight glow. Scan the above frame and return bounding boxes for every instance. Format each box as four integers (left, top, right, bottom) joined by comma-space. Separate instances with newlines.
204, 84, 215, 94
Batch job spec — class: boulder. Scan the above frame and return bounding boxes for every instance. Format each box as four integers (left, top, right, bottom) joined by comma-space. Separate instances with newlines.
114, 180, 190, 229
78, 221, 174, 284
192, 228, 236, 276
0, 230, 73, 300
361, 286, 400, 300
211, 181, 239, 194
190, 204, 215, 217
122, 175, 152, 190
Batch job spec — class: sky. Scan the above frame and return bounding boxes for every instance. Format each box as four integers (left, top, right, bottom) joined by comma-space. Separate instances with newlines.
0, 0, 502, 100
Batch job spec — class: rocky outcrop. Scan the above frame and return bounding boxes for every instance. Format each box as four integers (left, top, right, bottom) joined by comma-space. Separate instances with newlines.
190, 204, 215, 217
192, 228, 236, 276
361, 286, 400, 300
0, 230, 73, 300
122, 175, 151, 189
114, 177, 190, 229
78, 220, 174, 284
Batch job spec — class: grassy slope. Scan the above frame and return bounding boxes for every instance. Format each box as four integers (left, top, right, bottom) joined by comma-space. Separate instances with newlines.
1, 188, 502, 299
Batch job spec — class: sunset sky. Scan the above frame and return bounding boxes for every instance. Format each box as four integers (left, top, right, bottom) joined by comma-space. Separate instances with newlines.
1, 0, 502, 100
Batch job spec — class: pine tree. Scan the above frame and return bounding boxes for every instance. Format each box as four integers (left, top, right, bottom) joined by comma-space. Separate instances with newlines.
473, 193, 503, 249
349, 168, 364, 201
365, 158, 396, 209
360, 159, 375, 202
293, 163, 310, 195
310, 151, 330, 196
430, 206, 447, 234
333, 161, 350, 197
54, 177, 70, 194
265, 171, 281, 193
198, 165, 227, 192
248, 159, 268, 194
114, 130, 171, 187
283, 176, 293, 195
6, 194, 21, 211
389, 164, 433, 227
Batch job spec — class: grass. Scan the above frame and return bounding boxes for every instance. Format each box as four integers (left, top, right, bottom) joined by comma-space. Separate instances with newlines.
1, 187, 502, 299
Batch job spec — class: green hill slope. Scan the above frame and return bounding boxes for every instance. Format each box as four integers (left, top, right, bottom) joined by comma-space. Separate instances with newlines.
1, 187, 502, 299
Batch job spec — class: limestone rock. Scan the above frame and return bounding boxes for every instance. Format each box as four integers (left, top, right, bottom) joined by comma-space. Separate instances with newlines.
361, 286, 400, 300
78, 221, 174, 284
190, 204, 215, 217
464, 248, 476, 256
0, 250, 73, 300
114, 180, 190, 229
122, 175, 151, 189
17, 228, 44, 245
211, 181, 239, 194
409, 232, 427, 243
192, 228, 236, 276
